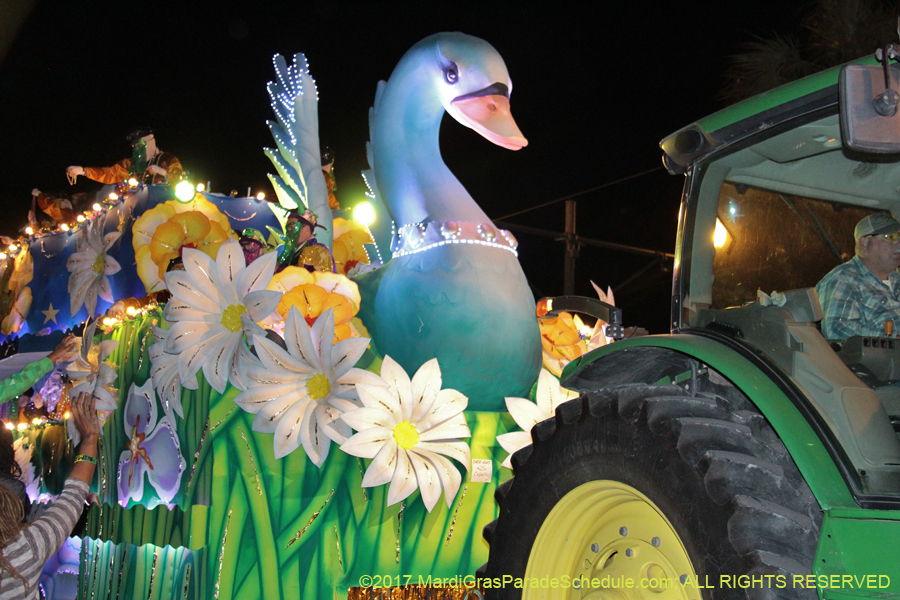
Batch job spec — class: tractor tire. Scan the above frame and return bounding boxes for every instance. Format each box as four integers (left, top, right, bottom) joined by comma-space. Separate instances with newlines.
480, 382, 821, 600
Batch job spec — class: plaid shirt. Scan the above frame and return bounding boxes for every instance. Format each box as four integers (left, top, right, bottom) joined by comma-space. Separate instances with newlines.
816, 255, 900, 339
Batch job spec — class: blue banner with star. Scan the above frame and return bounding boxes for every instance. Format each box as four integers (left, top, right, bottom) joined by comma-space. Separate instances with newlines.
18, 185, 281, 339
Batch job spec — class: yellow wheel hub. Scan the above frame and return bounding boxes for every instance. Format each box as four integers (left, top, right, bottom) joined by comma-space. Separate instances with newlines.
523, 481, 701, 600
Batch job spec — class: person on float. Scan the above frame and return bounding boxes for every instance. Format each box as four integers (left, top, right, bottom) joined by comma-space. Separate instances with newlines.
321, 146, 340, 210
276, 208, 334, 273
0, 334, 78, 404
0, 392, 99, 599
65, 127, 182, 185
817, 213, 900, 339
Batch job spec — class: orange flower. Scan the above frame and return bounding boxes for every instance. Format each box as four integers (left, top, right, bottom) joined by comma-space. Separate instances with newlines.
266, 267, 361, 343
538, 312, 587, 377
132, 196, 235, 293
332, 217, 373, 275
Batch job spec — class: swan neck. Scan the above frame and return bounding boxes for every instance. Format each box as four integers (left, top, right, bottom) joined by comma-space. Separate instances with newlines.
372, 47, 490, 227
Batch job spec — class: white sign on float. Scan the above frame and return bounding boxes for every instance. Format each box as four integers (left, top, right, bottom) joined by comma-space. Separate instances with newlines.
471, 459, 492, 483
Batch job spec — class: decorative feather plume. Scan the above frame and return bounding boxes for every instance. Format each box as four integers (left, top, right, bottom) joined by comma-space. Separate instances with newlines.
362, 80, 394, 261
264, 53, 332, 247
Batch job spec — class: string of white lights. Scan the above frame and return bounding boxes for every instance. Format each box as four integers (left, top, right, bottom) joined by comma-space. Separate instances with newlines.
391, 221, 518, 258
392, 237, 518, 258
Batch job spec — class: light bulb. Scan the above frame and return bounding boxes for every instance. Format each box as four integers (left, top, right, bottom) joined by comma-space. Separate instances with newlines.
714, 219, 728, 248
175, 180, 195, 202
353, 202, 376, 226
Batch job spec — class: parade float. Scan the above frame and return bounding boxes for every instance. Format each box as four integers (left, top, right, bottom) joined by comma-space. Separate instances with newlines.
12, 28, 900, 600
2, 33, 612, 599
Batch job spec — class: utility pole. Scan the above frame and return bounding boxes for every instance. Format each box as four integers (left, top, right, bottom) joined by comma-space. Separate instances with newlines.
564, 200, 577, 295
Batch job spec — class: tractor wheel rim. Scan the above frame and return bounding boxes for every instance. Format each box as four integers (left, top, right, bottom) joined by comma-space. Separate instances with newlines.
523, 480, 702, 600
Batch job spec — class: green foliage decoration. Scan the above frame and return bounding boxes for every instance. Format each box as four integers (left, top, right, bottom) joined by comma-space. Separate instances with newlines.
71, 310, 515, 598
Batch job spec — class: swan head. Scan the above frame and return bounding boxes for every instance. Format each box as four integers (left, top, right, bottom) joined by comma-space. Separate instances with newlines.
429, 32, 528, 151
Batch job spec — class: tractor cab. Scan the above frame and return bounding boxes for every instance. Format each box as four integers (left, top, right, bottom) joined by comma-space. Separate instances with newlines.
483, 49, 900, 600
662, 56, 900, 499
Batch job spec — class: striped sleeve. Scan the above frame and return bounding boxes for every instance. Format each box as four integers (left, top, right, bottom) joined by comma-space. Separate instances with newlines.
0, 478, 88, 599
20, 478, 89, 564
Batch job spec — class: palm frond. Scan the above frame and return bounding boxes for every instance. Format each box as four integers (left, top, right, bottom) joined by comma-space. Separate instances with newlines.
719, 0, 899, 105
720, 34, 815, 103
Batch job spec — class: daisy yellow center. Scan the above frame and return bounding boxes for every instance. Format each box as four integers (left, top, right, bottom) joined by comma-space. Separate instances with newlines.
220, 304, 247, 332
92, 254, 105, 274
307, 373, 331, 400
393, 421, 419, 450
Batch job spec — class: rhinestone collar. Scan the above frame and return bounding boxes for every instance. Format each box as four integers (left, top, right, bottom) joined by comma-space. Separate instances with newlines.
391, 221, 518, 258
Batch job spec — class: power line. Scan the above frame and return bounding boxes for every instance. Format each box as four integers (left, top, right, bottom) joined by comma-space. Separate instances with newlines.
495, 221, 674, 259
492, 165, 663, 221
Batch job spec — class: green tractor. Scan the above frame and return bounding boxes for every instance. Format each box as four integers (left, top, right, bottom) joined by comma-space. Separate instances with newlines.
482, 51, 900, 599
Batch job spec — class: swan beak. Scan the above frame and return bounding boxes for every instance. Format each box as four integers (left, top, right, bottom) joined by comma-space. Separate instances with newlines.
451, 85, 528, 151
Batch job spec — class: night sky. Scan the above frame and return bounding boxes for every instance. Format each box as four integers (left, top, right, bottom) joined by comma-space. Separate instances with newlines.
0, 1, 805, 333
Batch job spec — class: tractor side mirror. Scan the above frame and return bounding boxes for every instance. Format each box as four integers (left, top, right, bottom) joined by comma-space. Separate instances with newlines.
840, 61, 900, 153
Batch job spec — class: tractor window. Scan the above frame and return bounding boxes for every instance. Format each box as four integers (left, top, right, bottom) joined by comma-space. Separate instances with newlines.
711, 184, 877, 309
685, 136, 900, 499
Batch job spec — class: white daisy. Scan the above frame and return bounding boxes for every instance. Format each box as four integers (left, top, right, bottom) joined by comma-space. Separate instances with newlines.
66, 339, 119, 446
496, 368, 579, 469
67, 339, 119, 410
340, 356, 471, 512
149, 325, 198, 420
67, 218, 122, 317
233, 307, 382, 464
162, 238, 281, 393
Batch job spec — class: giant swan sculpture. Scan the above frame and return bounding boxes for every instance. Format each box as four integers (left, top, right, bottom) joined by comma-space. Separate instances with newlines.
266, 33, 542, 411
355, 33, 541, 410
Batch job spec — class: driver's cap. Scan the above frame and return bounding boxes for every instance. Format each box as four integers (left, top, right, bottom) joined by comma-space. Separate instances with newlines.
855, 213, 900, 239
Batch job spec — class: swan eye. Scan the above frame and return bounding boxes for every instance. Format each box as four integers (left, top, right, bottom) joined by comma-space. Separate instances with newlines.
443, 63, 458, 84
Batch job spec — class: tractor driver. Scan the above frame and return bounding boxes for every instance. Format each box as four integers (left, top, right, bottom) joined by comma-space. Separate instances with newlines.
816, 213, 900, 339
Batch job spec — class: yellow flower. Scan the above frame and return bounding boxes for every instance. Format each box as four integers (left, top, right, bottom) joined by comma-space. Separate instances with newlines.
132, 196, 235, 293
9, 248, 33, 291
538, 312, 587, 377
1, 248, 33, 335
148, 211, 231, 279
267, 267, 361, 343
332, 217, 373, 275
